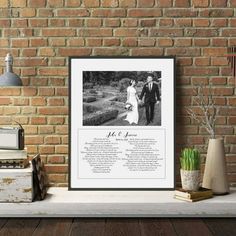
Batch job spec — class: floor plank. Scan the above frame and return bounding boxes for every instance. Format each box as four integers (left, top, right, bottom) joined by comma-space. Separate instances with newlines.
204, 218, 236, 236
0, 219, 7, 229
105, 219, 141, 236
0, 219, 40, 236
171, 219, 213, 236
32, 218, 73, 236
140, 219, 177, 236
70, 219, 106, 236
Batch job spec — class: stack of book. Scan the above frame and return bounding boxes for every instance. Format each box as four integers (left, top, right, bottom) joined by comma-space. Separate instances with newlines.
0, 149, 29, 169
174, 187, 213, 202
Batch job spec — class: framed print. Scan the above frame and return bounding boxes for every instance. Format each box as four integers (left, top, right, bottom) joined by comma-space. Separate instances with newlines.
69, 57, 175, 190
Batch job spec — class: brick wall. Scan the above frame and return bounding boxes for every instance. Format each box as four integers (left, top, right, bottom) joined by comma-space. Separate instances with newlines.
0, 0, 235, 187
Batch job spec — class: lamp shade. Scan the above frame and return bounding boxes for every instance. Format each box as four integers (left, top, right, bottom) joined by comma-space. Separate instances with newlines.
0, 54, 22, 86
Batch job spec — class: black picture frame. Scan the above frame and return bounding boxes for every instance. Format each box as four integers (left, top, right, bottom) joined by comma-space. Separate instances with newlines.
69, 56, 176, 190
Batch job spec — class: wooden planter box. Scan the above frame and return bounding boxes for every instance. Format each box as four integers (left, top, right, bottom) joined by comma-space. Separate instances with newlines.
0, 166, 33, 202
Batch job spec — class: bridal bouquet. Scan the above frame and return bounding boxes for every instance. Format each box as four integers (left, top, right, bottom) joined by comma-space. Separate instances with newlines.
125, 102, 133, 111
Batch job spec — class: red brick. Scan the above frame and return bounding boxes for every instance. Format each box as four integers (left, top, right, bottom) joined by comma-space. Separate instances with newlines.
48, 174, 66, 182
84, 0, 99, 7
92, 9, 126, 17
184, 67, 218, 76
68, 19, 83, 27
25, 136, 44, 145
200, 9, 233, 17
55, 145, 68, 154
13, 98, 29, 106
195, 57, 210, 66
55, 126, 68, 135
193, 19, 210, 27
159, 19, 173, 27
120, 0, 136, 7
203, 48, 227, 56
42, 29, 76, 37
165, 9, 197, 17
29, 19, 48, 27
31, 97, 46, 106
175, 38, 192, 47
45, 136, 61, 145
86, 19, 102, 27
175, 19, 192, 27
137, 0, 155, 7
11, 0, 26, 7
210, 77, 227, 85
140, 19, 156, 27
79, 29, 112, 37
28, 0, 46, 7
101, 0, 118, 7
86, 38, 102, 47
49, 19, 65, 27
175, 0, 190, 7
39, 107, 68, 115
66, 0, 81, 6
158, 38, 173, 47
114, 28, 138, 37
212, 38, 227, 47
94, 48, 129, 56
150, 29, 183, 37
158, 0, 172, 7
38, 88, 55, 96
45, 165, 68, 173
186, 29, 218, 37
103, 38, 120, 46
228, 117, 236, 125
212, 0, 227, 6
39, 146, 55, 154
194, 39, 210, 46
0, 88, 20, 96
50, 38, 66, 46
47, 155, 65, 164
138, 39, 155, 47
56, 88, 68, 96
104, 19, 121, 27
122, 38, 138, 47
57, 9, 89, 17
48, 98, 64, 106
0, 98, 11, 105
228, 98, 236, 106
128, 9, 161, 17
39, 126, 54, 134
58, 48, 91, 56
48, 117, 65, 125
193, 0, 209, 7
12, 19, 28, 28
48, 0, 64, 7
131, 48, 163, 56
31, 117, 47, 125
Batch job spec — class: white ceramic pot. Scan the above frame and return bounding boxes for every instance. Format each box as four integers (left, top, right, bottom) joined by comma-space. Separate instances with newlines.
180, 169, 200, 191
202, 138, 229, 195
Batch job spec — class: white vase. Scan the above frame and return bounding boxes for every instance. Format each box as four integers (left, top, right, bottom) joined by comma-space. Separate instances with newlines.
202, 138, 229, 195
180, 169, 200, 191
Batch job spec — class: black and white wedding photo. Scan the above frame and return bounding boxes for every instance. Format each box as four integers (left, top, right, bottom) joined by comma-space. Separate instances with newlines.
82, 71, 162, 126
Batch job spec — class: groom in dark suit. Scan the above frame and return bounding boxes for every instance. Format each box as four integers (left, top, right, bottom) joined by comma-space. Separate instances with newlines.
140, 75, 160, 125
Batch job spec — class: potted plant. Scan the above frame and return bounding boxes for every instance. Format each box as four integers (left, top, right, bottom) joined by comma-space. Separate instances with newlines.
187, 85, 229, 194
180, 148, 201, 191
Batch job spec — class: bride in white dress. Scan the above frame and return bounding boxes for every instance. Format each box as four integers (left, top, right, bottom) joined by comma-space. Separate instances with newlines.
124, 80, 140, 125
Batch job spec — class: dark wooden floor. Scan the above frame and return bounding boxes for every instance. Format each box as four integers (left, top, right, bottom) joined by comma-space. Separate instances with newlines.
0, 218, 236, 236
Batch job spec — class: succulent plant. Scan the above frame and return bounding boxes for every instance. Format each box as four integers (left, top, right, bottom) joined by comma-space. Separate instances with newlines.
180, 148, 200, 171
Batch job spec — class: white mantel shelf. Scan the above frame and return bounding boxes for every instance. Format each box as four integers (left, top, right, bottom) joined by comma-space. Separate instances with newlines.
1, 187, 236, 217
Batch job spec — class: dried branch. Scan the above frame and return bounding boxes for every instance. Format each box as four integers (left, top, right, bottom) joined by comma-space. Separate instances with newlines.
187, 84, 218, 139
